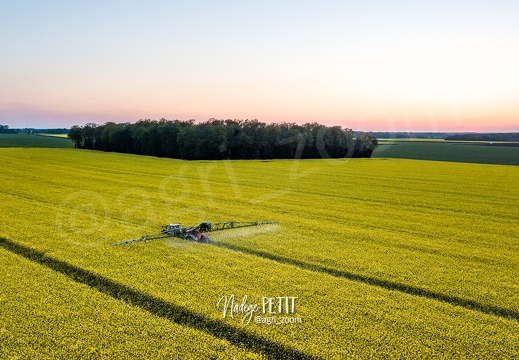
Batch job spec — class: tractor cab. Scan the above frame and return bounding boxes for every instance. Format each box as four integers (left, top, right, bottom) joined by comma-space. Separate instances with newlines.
198, 221, 211, 232
162, 224, 181, 235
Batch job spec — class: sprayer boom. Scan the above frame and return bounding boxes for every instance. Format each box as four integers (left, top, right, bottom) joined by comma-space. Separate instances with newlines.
110, 221, 276, 246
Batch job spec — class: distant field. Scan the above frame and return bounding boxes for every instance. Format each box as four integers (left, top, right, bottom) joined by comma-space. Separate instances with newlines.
2, 133, 518, 166
373, 139, 519, 165
39, 133, 69, 138
0, 134, 73, 148
1, 148, 518, 358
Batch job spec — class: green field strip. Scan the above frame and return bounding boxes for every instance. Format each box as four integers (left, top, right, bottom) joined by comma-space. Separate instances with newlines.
373, 141, 519, 165
0, 237, 315, 360
0, 134, 73, 148
211, 242, 519, 322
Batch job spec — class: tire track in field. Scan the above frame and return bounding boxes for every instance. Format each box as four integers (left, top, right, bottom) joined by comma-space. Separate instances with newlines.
0, 237, 317, 360
212, 242, 519, 323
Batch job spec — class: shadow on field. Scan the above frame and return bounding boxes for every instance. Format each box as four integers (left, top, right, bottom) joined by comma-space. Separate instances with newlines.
212, 242, 519, 322
0, 237, 316, 360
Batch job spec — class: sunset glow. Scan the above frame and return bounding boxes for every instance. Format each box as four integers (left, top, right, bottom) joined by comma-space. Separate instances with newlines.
1, 1, 518, 131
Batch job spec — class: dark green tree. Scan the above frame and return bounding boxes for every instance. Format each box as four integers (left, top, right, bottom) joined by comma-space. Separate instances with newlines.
68, 126, 83, 148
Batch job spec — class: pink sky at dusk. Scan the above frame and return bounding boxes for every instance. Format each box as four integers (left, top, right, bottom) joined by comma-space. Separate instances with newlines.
1, 1, 518, 132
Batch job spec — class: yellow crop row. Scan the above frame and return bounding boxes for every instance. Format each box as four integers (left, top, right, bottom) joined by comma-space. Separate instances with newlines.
0, 247, 262, 359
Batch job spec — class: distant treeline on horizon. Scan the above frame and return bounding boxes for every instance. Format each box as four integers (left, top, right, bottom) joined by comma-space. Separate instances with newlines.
0, 125, 69, 134
67, 119, 379, 160
444, 133, 519, 142
369, 131, 519, 141
369, 132, 447, 139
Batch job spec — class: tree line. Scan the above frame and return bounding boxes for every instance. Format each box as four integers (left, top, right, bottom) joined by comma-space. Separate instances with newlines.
68, 119, 378, 160
0, 125, 69, 134
444, 133, 519, 142
0, 125, 16, 134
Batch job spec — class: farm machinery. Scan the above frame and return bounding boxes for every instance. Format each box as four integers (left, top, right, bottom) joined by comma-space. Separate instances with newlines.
110, 221, 276, 246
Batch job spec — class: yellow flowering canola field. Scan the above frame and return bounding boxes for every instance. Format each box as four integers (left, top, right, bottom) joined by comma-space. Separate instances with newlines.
1, 148, 518, 359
